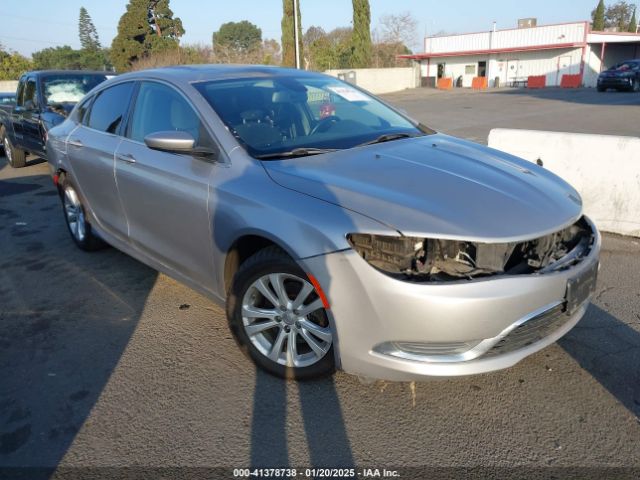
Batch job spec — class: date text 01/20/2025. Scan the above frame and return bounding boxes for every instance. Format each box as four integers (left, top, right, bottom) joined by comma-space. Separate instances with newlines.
232, 468, 400, 478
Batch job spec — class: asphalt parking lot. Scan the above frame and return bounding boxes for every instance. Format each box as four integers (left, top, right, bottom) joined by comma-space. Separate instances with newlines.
383, 86, 640, 144
1, 88, 639, 478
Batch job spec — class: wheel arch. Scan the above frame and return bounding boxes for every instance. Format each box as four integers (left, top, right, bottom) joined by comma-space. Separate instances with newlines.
222, 232, 296, 296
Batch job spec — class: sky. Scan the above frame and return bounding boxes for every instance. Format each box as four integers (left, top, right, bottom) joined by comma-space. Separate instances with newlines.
0, 0, 600, 57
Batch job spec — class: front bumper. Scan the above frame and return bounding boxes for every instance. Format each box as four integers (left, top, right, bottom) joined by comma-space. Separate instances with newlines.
302, 218, 601, 381
598, 77, 634, 89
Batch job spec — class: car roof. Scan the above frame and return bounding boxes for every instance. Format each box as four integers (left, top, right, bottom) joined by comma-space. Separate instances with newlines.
112, 64, 326, 85
25, 70, 112, 78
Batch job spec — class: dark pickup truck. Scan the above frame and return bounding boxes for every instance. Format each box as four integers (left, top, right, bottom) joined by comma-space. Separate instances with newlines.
0, 70, 111, 168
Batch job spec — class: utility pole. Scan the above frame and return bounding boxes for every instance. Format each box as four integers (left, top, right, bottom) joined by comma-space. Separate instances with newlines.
293, 0, 300, 69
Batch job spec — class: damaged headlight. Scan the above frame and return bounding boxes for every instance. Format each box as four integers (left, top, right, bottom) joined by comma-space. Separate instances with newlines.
348, 218, 593, 282
346, 234, 430, 276
346, 234, 517, 281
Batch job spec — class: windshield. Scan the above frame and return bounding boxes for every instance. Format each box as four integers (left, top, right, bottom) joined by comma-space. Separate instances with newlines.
193, 75, 430, 158
611, 62, 639, 71
41, 74, 108, 106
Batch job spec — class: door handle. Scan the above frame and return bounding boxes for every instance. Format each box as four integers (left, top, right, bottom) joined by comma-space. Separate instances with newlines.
117, 152, 136, 164
68, 138, 83, 148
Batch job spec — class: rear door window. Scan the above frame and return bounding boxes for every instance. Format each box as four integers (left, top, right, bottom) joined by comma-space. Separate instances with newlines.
86, 82, 135, 135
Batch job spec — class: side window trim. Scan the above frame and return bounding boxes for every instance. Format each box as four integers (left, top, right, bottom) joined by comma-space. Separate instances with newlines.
122, 81, 142, 140
16, 76, 26, 107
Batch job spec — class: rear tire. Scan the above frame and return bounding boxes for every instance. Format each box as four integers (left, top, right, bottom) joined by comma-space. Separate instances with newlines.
2, 129, 26, 168
226, 246, 335, 380
59, 174, 106, 251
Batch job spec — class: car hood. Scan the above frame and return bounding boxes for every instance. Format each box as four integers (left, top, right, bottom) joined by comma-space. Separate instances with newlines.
600, 70, 634, 77
262, 134, 583, 242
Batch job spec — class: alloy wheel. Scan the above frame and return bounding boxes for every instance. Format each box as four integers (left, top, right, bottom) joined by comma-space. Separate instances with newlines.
241, 273, 332, 368
63, 186, 86, 243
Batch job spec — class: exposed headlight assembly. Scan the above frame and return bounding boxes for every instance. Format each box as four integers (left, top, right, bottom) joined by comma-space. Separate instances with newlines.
346, 234, 430, 276
347, 219, 594, 282
347, 233, 490, 281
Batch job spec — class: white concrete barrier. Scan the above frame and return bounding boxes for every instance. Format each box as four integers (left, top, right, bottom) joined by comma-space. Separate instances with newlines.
0, 80, 19, 93
488, 129, 640, 237
324, 67, 420, 94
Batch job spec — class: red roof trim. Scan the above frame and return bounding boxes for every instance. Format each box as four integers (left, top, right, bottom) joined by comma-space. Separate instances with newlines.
400, 42, 585, 60
589, 30, 640, 37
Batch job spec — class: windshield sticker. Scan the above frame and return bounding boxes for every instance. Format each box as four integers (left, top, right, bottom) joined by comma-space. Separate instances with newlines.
327, 86, 370, 102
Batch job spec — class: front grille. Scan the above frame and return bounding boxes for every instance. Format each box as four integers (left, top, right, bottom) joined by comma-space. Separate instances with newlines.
484, 304, 568, 358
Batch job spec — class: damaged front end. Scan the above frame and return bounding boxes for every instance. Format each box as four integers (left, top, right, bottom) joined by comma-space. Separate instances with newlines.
347, 217, 595, 282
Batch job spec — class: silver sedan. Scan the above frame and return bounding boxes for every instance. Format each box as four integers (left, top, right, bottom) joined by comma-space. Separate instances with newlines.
46, 65, 600, 380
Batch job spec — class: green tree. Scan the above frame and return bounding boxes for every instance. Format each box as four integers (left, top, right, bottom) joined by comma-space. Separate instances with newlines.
31, 45, 108, 71
79, 7, 101, 51
0, 45, 32, 80
281, 0, 303, 67
147, 0, 185, 50
262, 39, 281, 65
629, 7, 637, 32
305, 27, 354, 71
351, 0, 372, 68
607, 1, 636, 30
33, 46, 84, 70
592, 0, 606, 30
213, 21, 262, 55
592, 1, 637, 30
110, 0, 184, 72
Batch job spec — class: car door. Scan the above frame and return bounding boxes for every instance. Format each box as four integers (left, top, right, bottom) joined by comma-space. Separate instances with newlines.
115, 80, 217, 288
10, 77, 28, 148
19, 77, 44, 153
66, 82, 135, 242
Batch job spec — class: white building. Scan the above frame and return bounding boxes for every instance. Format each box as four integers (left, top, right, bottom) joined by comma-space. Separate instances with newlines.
401, 21, 640, 88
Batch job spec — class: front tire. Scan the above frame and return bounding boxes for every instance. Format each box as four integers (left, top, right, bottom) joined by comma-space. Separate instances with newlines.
2, 128, 26, 168
227, 246, 335, 380
59, 175, 106, 251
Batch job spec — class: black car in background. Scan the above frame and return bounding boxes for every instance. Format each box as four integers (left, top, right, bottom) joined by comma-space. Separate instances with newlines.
0, 92, 15, 105
597, 59, 640, 92
0, 71, 111, 167
0, 92, 16, 115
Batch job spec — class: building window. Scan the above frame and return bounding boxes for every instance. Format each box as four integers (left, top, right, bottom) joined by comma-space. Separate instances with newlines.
465, 65, 476, 75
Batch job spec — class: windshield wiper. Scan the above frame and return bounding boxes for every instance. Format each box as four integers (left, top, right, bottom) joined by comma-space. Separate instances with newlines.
357, 132, 423, 147
255, 147, 340, 160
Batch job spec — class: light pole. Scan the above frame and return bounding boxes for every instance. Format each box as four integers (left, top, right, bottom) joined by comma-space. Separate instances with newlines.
293, 0, 301, 69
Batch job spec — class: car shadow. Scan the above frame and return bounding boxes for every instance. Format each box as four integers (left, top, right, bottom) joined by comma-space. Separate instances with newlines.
0, 170, 158, 476
559, 304, 640, 417
250, 372, 355, 469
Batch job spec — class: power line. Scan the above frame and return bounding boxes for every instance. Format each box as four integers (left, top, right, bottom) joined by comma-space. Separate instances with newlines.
0, 35, 72, 46
2, 13, 115, 31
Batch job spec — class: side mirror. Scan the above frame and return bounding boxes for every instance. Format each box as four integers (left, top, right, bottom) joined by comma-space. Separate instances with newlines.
144, 130, 196, 153
144, 131, 217, 160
